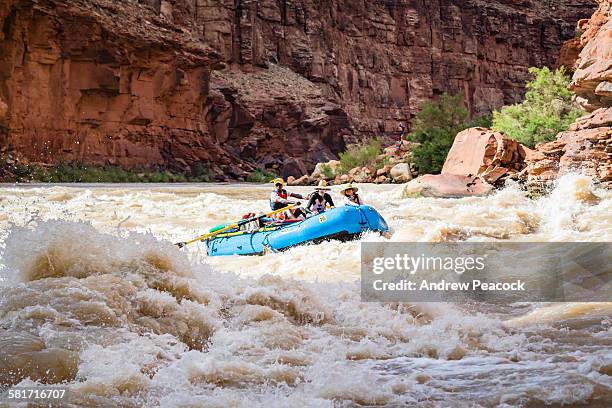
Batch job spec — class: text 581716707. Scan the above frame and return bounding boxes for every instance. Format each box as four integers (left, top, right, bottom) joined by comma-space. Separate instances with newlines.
2, 387, 68, 401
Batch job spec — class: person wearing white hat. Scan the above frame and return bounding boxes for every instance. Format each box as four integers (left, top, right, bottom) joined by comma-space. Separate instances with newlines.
306, 180, 335, 214
340, 183, 363, 206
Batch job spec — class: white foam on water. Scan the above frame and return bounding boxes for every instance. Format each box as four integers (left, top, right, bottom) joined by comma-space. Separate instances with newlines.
0, 177, 610, 406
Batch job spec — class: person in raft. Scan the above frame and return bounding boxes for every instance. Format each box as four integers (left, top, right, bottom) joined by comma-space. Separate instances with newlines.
270, 178, 306, 219
306, 180, 335, 214
340, 183, 363, 206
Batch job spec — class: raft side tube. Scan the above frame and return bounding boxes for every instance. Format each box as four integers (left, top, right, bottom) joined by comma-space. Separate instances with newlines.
205, 205, 389, 256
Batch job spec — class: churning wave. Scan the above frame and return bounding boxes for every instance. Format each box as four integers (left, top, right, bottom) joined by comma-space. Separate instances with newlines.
0, 174, 610, 406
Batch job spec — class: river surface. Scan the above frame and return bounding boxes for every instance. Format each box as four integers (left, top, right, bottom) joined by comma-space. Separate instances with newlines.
0, 175, 610, 407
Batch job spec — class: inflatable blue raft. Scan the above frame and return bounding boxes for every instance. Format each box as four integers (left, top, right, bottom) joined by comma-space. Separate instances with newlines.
205, 205, 389, 256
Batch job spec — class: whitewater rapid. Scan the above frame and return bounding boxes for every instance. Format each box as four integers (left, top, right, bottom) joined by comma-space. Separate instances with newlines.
0, 175, 610, 407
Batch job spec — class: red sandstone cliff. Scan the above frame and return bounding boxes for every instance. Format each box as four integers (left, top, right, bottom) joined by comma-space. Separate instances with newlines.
526, 0, 611, 191
0, 0, 596, 180
571, 0, 612, 110
190, 0, 595, 137
0, 0, 351, 179
0, 0, 240, 177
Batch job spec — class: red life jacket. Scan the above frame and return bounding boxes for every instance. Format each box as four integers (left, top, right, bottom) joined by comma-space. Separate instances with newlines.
270, 189, 290, 212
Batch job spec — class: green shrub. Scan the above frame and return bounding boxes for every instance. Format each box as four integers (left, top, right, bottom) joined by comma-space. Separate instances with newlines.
320, 164, 335, 179
408, 93, 490, 174
3, 162, 213, 183
413, 93, 469, 136
492, 67, 582, 147
191, 164, 212, 182
9, 162, 34, 179
374, 155, 390, 170
466, 112, 493, 129
410, 127, 456, 175
338, 138, 382, 174
246, 168, 277, 183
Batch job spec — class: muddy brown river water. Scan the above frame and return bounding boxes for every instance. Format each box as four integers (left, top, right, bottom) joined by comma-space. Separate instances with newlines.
0, 175, 610, 407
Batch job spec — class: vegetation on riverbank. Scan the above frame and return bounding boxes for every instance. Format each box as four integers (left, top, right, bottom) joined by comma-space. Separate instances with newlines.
246, 168, 277, 183
492, 67, 581, 147
404, 68, 578, 174
0, 161, 213, 183
337, 138, 384, 175
408, 93, 492, 174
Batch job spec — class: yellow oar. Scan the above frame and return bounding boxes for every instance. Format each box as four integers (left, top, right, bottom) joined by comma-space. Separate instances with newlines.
175, 204, 297, 248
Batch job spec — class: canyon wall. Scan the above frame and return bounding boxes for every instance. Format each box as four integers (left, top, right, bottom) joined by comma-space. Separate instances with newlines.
0, 0, 350, 179
0, 0, 238, 177
187, 0, 595, 137
0, 0, 596, 179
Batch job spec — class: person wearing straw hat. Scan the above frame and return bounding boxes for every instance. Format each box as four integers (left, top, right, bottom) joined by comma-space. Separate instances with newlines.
340, 183, 363, 206
306, 180, 335, 214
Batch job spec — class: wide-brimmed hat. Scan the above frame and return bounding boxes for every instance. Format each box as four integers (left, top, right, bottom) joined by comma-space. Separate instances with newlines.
314, 180, 331, 190
271, 177, 284, 186
340, 183, 358, 194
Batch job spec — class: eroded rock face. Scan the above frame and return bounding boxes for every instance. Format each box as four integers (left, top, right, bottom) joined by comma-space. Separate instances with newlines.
525, 108, 612, 192
572, 0, 612, 110
403, 174, 494, 198
208, 66, 350, 178
0, 0, 596, 178
0, 0, 349, 178
0, 0, 239, 177
186, 0, 594, 139
442, 128, 529, 184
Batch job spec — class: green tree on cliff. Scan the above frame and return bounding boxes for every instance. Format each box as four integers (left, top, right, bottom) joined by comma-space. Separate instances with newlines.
409, 93, 491, 174
492, 67, 582, 147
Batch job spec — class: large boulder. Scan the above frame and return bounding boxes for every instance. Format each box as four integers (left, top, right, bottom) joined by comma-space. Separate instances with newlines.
376, 164, 392, 177
338, 174, 350, 183
442, 127, 529, 184
402, 127, 530, 197
352, 167, 373, 183
288, 175, 311, 186
389, 162, 412, 183
310, 160, 341, 181
402, 174, 494, 198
